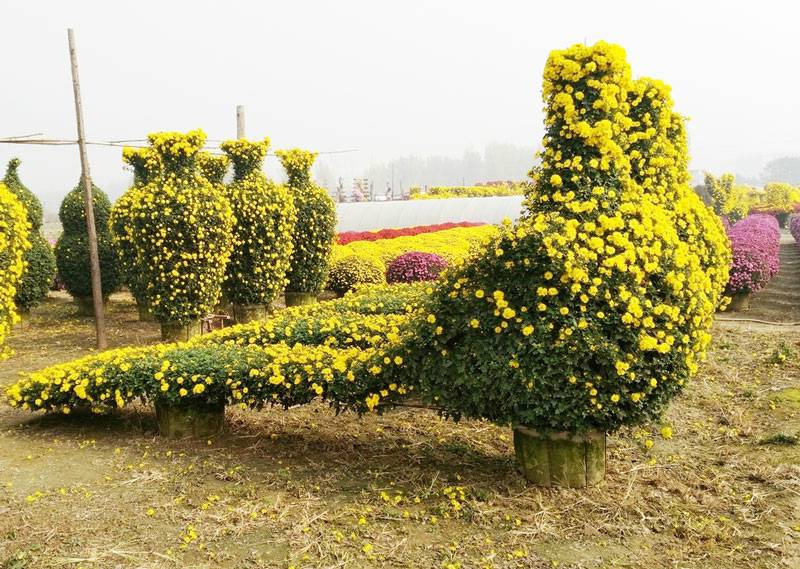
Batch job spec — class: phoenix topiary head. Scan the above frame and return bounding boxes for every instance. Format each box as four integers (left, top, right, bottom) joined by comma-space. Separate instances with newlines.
4, 158, 43, 230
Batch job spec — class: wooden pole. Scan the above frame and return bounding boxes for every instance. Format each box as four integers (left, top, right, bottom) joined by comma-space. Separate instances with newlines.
67, 28, 107, 350
236, 105, 245, 138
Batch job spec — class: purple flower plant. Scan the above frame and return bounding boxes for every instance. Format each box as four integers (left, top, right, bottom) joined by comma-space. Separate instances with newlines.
386, 251, 448, 284
789, 214, 800, 244
726, 213, 780, 294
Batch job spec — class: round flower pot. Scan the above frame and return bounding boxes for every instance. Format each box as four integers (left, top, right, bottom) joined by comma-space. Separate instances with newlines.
136, 299, 155, 322
726, 292, 750, 312
160, 320, 201, 342
155, 401, 224, 438
232, 303, 270, 324
513, 426, 606, 488
284, 292, 318, 307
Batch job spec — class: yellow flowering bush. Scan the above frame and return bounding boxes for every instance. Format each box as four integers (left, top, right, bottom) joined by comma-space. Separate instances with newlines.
196, 152, 229, 186
111, 147, 162, 313
705, 173, 750, 223
129, 130, 235, 328
353, 42, 730, 433
327, 255, 386, 296
0, 181, 30, 359
276, 149, 337, 295
4, 158, 56, 311
221, 138, 296, 308
55, 180, 120, 302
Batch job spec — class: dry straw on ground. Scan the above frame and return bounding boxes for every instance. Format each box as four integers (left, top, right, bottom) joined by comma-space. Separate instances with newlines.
0, 292, 798, 568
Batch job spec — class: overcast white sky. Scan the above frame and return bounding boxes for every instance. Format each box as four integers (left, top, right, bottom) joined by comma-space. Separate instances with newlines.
2, 0, 799, 210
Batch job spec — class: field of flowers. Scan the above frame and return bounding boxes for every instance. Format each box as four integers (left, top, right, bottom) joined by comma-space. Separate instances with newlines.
336, 221, 484, 245
409, 184, 525, 200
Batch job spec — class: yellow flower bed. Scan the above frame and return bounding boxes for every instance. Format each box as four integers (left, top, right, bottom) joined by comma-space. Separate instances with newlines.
331, 224, 498, 267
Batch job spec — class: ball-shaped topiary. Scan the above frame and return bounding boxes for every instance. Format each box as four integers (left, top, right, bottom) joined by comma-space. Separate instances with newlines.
356, 42, 730, 437
16, 233, 56, 312
59, 179, 112, 234
4, 158, 56, 311
386, 252, 448, 284
276, 149, 337, 296
0, 182, 30, 359
129, 130, 235, 335
56, 180, 120, 305
326, 255, 385, 296
4, 158, 43, 230
220, 138, 296, 314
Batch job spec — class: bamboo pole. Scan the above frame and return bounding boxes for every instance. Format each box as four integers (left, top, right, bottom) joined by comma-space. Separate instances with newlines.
67, 28, 107, 350
236, 105, 245, 139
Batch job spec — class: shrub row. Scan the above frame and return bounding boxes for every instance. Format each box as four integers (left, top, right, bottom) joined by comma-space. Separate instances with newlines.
409, 184, 525, 200
726, 214, 780, 295
337, 222, 483, 245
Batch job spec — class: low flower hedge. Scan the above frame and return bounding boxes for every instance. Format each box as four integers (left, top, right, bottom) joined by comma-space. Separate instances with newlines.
337, 222, 483, 245
409, 184, 525, 200
726, 214, 780, 295
327, 255, 385, 295
790, 214, 800, 244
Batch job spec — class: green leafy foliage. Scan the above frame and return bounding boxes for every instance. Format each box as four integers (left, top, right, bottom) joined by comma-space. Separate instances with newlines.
54, 232, 120, 299
15, 233, 56, 311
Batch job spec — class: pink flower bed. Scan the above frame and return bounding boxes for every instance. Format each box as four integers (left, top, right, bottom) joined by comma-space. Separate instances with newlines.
337, 222, 484, 245
726, 214, 780, 294
386, 252, 448, 284
790, 214, 800, 243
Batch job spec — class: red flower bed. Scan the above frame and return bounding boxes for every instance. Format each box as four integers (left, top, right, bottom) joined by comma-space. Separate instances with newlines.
337, 222, 484, 245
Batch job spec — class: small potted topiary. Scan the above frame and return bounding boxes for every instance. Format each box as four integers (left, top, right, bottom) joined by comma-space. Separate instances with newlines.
0, 181, 30, 360
276, 149, 337, 306
111, 147, 161, 321
129, 130, 235, 342
326, 255, 385, 296
220, 138, 296, 323
386, 251, 448, 284
55, 179, 120, 315
3, 159, 56, 314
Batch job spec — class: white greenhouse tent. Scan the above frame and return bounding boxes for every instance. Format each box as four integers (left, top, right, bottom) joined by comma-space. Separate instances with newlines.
335, 196, 524, 232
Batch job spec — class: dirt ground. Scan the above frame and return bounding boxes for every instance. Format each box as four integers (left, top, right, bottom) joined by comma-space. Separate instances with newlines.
0, 293, 798, 568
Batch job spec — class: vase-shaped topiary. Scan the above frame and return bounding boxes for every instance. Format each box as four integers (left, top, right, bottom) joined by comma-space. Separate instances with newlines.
0, 181, 30, 359
276, 149, 337, 306
55, 179, 120, 315
129, 130, 235, 341
220, 138, 296, 323
110, 147, 162, 321
3, 159, 56, 313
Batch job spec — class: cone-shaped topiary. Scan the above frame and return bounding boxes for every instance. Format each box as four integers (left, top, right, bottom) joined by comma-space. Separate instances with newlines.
220, 138, 296, 322
353, 42, 730, 464
4, 158, 43, 229
16, 233, 56, 312
276, 149, 337, 304
55, 179, 120, 313
111, 147, 161, 320
129, 130, 235, 340
4, 159, 56, 311
0, 181, 30, 359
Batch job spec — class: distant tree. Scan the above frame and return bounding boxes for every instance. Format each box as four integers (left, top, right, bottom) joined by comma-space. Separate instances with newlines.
762, 156, 800, 185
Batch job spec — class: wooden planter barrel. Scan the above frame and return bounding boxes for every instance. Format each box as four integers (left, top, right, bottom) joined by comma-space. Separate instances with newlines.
284, 292, 318, 307
513, 426, 606, 488
155, 401, 225, 438
232, 303, 270, 324
160, 320, 201, 342
726, 292, 750, 312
